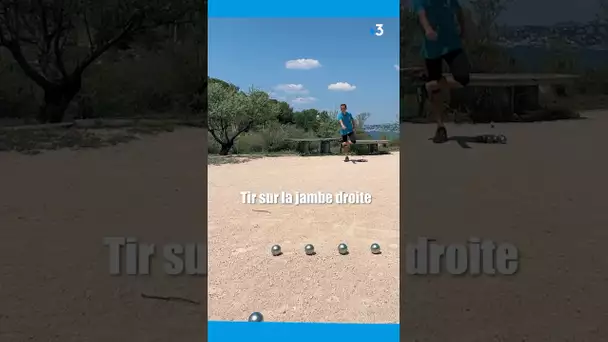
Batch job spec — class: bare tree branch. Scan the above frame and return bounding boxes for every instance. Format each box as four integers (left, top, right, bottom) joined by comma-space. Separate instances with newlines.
208, 129, 223, 144
0, 19, 7, 45
4, 39, 52, 87
37, 0, 50, 39
75, 12, 142, 74
82, 9, 94, 52
52, 5, 67, 77
0, 0, 200, 123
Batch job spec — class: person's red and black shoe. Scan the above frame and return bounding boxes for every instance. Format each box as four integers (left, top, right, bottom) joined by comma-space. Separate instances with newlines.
433, 126, 448, 143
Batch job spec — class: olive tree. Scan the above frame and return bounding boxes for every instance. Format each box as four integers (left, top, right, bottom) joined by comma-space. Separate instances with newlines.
355, 112, 370, 130
314, 110, 339, 138
208, 79, 279, 155
0, 0, 198, 123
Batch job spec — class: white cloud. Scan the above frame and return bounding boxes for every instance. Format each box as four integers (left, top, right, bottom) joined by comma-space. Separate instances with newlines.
285, 59, 322, 70
268, 92, 286, 101
394, 64, 400, 71
328, 82, 356, 91
291, 97, 317, 104
274, 84, 308, 94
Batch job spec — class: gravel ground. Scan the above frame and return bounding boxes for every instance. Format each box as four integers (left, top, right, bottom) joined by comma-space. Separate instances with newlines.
4, 110, 607, 341
0, 128, 206, 342
401, 110, 608, 341
208, 153, 400, 323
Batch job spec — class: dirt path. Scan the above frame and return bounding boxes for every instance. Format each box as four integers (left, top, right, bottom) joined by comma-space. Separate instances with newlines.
401, 110, 608, 341
0, 128, 206, 342
208, 153, 400, 323
4, 110, 607, 340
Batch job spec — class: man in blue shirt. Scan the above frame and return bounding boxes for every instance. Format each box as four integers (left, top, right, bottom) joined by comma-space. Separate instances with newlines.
412, 0, 470, 143
337, 104, 356, 162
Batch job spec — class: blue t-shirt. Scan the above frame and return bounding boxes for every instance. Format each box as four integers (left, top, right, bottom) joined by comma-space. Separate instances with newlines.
412, 0, 462, 59
337, 112, 354, 135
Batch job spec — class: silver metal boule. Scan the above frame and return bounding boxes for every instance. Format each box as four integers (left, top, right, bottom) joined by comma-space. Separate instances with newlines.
248, 312, 264, 322
271, 245, 282, 256
370, 243, 381, 254
304, 244, 315, 255
338, 243, 349, 255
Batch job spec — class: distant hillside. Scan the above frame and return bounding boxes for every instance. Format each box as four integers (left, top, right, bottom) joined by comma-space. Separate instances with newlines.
505, 46, 608, 70
365, 123, 399, 132
366, 131, 399, 139
498, 22, 608, 69
499, 22, 608, 50
364, 123, 399, 139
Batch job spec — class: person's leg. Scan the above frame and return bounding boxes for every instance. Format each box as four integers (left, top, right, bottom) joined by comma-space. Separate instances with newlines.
444, 49, 471, 89
444, 49, 471, 121
341, 134, 350, 161
348, 132, 357, 144
424, 58, 449, 143
347, 132, 357, 159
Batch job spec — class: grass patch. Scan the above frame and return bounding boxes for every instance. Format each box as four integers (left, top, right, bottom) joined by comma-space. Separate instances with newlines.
207, 152, 299, 165
0, 121, 178, 154
208, 155, 263, 165
206, 149, 395, 166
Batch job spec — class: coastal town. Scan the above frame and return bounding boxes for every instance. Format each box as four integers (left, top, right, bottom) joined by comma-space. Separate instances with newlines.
498, 21, 608, 49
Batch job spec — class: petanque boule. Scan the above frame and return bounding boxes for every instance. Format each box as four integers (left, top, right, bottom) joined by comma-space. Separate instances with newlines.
338, 243, 349, 255
304, 244, 315, 255
370, 243, 381, 254
271, 244, 282, 256
248, 312, 264, 322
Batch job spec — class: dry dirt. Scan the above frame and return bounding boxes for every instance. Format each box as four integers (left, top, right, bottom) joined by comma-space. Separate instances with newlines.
6, 108, 607, 341
0, 128, 206, 342
401, 110, 608, 341
208, 153, 400, 323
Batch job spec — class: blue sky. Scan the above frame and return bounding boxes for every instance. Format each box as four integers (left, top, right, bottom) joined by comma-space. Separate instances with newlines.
209, 18, 399, 125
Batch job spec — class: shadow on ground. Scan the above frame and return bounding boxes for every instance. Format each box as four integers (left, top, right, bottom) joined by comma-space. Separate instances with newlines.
0, 125, 177, 155
300, 151, 392, 157
207, 155, 264, 165
426, 135, 508, 149
449, 135, 508, 149
403, 110, 589, 124
348, 158, 369, 163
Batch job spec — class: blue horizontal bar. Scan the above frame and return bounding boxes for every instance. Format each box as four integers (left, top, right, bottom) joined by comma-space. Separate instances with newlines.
208, 0, 399, 18
208, 321, 399, 342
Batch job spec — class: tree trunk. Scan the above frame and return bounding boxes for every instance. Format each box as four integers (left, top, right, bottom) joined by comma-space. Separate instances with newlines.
219, 142, 233, 155
38, 78, 82, 123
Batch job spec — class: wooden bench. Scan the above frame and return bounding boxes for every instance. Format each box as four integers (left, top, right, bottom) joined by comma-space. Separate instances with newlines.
286, 138, 339, 154
346, 139, 390, 154
401, 68, 579, 120
287, 138, 390, 155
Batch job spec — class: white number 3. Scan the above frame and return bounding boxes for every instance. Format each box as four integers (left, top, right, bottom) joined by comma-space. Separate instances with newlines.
375, 24, 384, 36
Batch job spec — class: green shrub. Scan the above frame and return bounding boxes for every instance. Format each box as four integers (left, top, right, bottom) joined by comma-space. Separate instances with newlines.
0, 52, 41, 121
77, 42, 202, 119
229, 124, 312, 154
350, 130, 374, 155
207, 132, 221, 154
259, 123, 290, 152
1, 43, 202, 123
233, 132, 265, 153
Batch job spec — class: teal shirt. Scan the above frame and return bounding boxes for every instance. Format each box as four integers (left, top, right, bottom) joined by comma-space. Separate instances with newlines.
337, 112, 354, 135
412, 0, 462, 59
